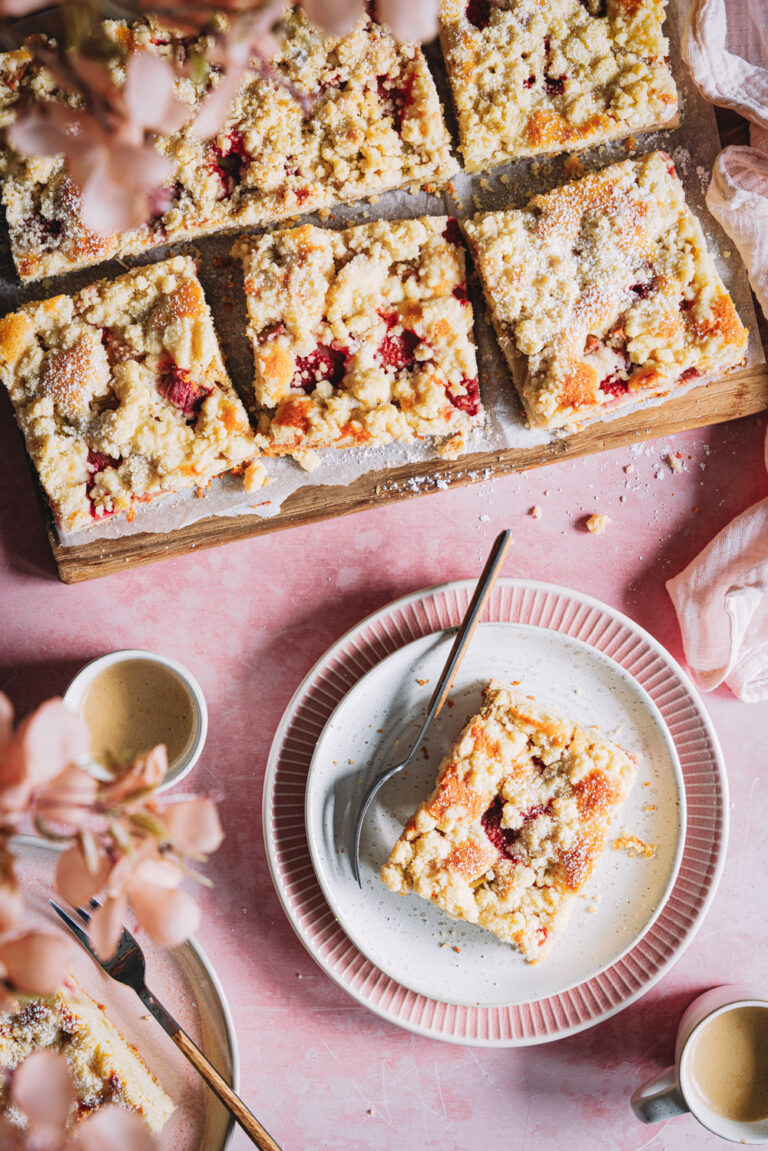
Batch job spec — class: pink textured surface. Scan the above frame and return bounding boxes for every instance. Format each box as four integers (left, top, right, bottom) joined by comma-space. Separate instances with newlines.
2, 396, 768, 1151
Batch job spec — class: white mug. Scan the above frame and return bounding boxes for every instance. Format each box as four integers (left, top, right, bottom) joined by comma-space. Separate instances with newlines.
631, 985, 768, 1144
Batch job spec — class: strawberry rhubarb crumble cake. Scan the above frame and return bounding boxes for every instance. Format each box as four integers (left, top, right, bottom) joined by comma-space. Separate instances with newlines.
234, 216, 481, 462
0, 9, 457, 282
462, 151, 748, 430
0, 977, 174, 1133
0, 255, 263, 532
439, 0, 678, 171
381, 680, 637, 961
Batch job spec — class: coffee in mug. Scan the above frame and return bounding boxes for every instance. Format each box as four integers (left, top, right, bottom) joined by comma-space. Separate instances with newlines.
631, 985, 768, 1144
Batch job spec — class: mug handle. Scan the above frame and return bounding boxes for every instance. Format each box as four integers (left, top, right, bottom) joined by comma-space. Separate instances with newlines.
631, 1067, 688, 1124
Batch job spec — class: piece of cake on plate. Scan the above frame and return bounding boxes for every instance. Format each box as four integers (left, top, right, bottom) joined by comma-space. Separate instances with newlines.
439, 0, 677, 171
381, 680, 637, 962
234, 216, 481, 465
0, 8, 458, 282
462, 152, 748, 431
0, 976, 174, 1133
0, 255, 264, 533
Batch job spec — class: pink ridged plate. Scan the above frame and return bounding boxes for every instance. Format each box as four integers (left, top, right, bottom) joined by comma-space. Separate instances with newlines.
262, 579, 728, 1046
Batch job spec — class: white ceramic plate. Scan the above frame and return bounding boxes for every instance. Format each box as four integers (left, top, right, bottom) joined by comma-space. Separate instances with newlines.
263, 579, 728, 1046
305, 622, 686, 1008
14, 837, 237, 1150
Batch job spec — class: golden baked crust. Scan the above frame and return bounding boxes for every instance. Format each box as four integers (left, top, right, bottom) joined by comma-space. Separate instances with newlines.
0, 10, 458, 282
439, 0, 678, 170
0, 255, 262, 532
463, 152, 749, 430
0, 978, 174, 1133
234, 216, 481, 461
381, 680, 637, 962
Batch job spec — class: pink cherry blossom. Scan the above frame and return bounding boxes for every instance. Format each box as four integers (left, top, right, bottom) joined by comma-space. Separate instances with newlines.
0, 878, 25, 933
0, 930, 73, 995
100, 745, 167, 805
0, 697, 90, 813
88, 893, 130, 961
300, 0, 364, 36
8, 53, 190, 235
375, 0, 440, 42
39, 764, 98, 827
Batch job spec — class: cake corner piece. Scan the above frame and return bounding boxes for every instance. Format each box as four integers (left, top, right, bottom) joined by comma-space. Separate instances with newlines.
0, 254, 263, 534
381, 679, 638, 962
462, 151, 748, 432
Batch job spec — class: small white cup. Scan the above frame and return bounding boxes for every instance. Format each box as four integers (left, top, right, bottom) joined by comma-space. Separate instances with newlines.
64, 648, 208, 791
631, 985, 768, 1144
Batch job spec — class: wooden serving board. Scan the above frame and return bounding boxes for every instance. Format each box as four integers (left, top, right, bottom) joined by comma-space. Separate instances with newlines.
31, 108, 768, 582
50, 361, 768, 583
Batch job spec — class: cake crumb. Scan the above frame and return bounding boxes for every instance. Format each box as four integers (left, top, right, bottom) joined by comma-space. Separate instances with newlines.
624, 464, 635, 474
416, 678, 430, 686
529, 505, 542, 519
585, 513, 611, 534
614, 834, 656, 859
666, 451, 685, 473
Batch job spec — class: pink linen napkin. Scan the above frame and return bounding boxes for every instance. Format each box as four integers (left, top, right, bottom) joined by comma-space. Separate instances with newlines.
667, 0, 768, 701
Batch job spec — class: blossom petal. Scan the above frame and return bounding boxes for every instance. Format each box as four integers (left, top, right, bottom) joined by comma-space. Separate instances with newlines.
56, 843, 111, 907
40, 764, 98, 827
0, 879, 25, 933
193, 64, 249, 140
10, 1050, 74, 1142
376, 0, 439, 41
8, 106, 85, 159
88, 894, 128, 961
0, 692, 13, 747
71, 1104, 155, 1151
101, 744, 167, 804
125, 52, 191, 134
300, 0, 365, 37
130, 856, 184, 890
162, 798, 224, 855
0, 930, 72, 995
130, 883, 201, 949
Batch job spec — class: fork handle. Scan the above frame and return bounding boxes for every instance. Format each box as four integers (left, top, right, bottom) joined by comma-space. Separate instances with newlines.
140, 988, 282, 1151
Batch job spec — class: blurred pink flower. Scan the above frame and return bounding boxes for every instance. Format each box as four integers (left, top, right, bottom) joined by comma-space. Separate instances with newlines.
300, 0, 363, 37
8, 1051, 156, 1150
375, 0, 439, 42
0, 695, 90, 815
8, 54, 191, 234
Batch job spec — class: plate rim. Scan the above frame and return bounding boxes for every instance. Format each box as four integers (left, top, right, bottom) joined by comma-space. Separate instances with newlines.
303, 620, 688, 1008
12, 834, 239, 1146
262, 576, 730, 1047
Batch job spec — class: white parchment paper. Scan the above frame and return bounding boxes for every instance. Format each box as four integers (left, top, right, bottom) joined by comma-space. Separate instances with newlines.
0, 0, 760, 546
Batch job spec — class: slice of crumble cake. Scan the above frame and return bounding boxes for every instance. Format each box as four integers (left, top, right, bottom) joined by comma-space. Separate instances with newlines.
381, 680, 637, 961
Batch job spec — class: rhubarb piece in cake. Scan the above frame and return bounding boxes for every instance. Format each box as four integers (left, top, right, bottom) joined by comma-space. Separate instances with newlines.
0, 9, 457, 282
234, 216, 481, 461
0, 977, 174, 1132
0, 255, 263, 533
439, 0, 678, 171
462, 152, 748, 431
381, 680, 637, 961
